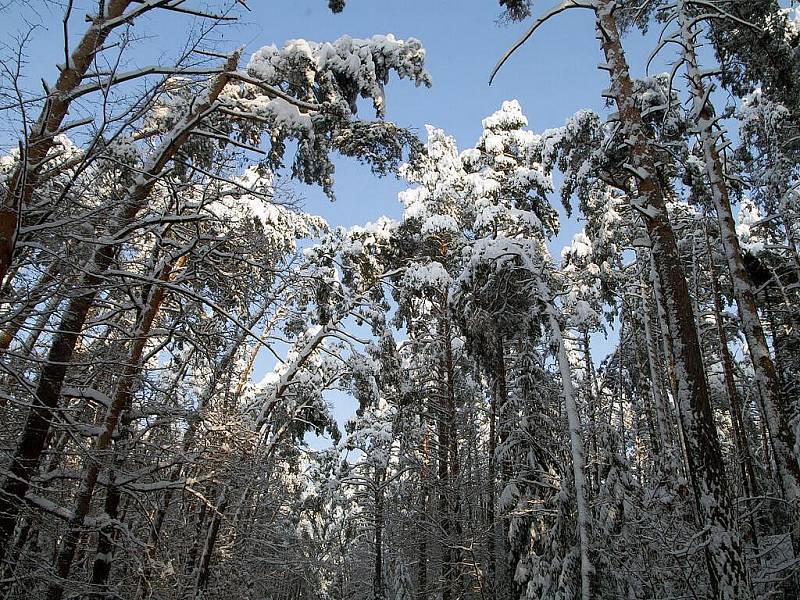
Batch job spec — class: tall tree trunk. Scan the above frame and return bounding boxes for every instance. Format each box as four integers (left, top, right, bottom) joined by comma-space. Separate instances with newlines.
374, 471, 386, 600
539, 279, 592, 599
582, 330, 602, 495
594, 2, 751, 595
0, 53, 240, 561
704, 226, 759, 499
631, 309, 660, 463
445, 315, 463, 599
190, 488, 228, 599
0, 292, 61, 412
650, 259, 679, 409
437, 304, 452, 600
496, 337, 513, 598
703, 226, 765, 559
639, 266, 674, 465
183, 501, 208, 597
18, 293, 62, 358
679, 3, 800, 516
650, 258, 693, 491
89, 460, 124, 596
486, 339, 500, 595
417, 404, 431, 600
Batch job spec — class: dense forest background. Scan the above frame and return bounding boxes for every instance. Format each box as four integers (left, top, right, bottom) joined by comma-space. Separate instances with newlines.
0, 1, 798, 599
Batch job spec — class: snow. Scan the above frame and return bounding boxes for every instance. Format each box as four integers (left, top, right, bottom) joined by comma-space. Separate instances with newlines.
399, 187, 430, 221
561, 231, 592, 260
420, 214, 459, 236
481, 99, 528, 130
401, 261, 452, 291
736, 198, 767, 255
246, 34, 431, 117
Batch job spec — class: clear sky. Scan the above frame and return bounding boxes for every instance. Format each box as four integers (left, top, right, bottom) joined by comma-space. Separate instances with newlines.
2, 0, 671, 444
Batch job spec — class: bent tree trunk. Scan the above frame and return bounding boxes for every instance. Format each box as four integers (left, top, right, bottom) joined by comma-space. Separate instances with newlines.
594, 1, 751, 596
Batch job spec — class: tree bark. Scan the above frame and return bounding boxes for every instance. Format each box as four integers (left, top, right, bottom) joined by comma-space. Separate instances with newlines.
594, 2, 751, 595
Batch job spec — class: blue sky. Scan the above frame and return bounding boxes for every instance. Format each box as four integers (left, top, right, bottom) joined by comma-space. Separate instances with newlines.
2, 0, 674, 443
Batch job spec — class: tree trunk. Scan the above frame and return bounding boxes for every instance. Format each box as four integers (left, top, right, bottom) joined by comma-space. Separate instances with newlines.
437, 304, 452, 600
679, 2, 800, 516
190, 488, 228, 598
594, 2, 751, 595
445, 315, 463, 599
374, 473, 386, 600
631, 309, 660, 463
704, 226, 759, 499
539, 278, 592, 599
89, 467, 123, 596
582, 330, 602, 495
486, 340, 499, 595
417, 405, 431, 600
0, 53, 240, 561
640, 266, 674, 465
